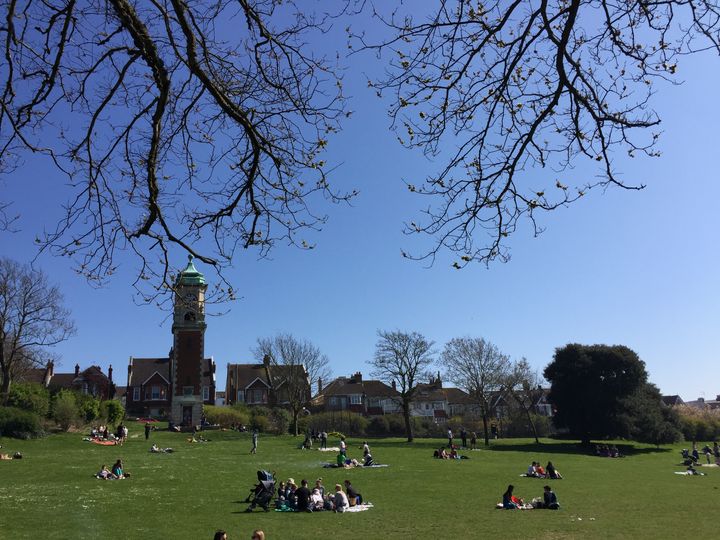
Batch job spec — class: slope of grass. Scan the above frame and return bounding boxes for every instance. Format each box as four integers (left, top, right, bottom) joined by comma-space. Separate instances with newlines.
1, 425, 718, 539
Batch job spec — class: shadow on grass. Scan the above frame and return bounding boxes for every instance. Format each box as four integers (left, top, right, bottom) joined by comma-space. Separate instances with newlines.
363, 438, 672, 457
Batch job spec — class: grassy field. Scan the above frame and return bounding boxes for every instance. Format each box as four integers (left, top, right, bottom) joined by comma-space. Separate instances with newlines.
1, 424, 718, 539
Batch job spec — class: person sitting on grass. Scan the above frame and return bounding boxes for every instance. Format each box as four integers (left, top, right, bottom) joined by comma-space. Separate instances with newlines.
526, 462, 539, 477
546, 461, 563, 479
344, 479, 362, 506
361, 441, 370, 457
339, 436, 347, 456
502, 485, 522, 509
364, 452, 374, 467
542, 485, 560, 509
311, 488, 325, 511
315, 478, 325, 497
95, 464, 116, 480
535, 462, 546, 476
111, 459, 128, 479
449, 448, 461, 460
296, 479, 312, 512
337, 452, 346, 467
333, 483, 349, 513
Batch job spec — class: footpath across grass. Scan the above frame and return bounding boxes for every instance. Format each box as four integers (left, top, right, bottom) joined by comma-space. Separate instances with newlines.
0, 426, 718, 539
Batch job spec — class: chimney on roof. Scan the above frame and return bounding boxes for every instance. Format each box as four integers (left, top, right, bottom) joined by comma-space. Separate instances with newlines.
392, 380, 397, 391
351, 371, 362, 383
74, 363, 80, 377
318, 377, 323, 394
108, 365, 113, 383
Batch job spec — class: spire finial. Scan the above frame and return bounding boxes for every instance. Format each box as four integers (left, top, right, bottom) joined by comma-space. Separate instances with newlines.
188, 254, 193, 262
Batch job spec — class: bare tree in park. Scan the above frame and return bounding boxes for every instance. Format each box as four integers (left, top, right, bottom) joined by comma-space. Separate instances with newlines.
0, 0, 353, 301
254, 333, 331, 436
0, 258, 75, 404
505, 358, 545, 444
442, 337, 511, 446
371, 330, 435, 442
355, 1, 720, 267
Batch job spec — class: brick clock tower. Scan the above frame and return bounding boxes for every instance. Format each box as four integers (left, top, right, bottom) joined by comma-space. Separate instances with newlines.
170, 256, 207, 427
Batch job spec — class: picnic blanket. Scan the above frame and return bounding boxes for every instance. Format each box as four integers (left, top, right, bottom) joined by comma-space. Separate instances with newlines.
675, 471, 706, 476
318, 447, 340, 452
345, 502, 374, 513
322, 463, 388, 469
90, 439, 116, 446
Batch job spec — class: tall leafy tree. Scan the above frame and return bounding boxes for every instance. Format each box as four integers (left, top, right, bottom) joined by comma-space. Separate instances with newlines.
0, 258, 75, 405
371, 330, 435, 442
544, 343, 647, 445
505, 358, 545, 444
443, 337, 511, 446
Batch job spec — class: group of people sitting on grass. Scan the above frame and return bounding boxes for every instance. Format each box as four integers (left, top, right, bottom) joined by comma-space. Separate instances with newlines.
432, 446, 469, 460
331, 438, 375, 468
524, 461, 563, 479
0, 451, 22, 460
88, 424, 128, 445
276, 478, 362, 512
500, 484, 560, 510
595, 444, 621, 458
95, 459, 129, 480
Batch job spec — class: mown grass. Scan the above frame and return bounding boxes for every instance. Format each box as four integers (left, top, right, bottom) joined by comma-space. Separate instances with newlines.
1, 424, 718, 539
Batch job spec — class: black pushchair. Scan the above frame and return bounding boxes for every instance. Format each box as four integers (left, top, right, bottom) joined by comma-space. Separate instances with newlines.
245, 470, 276, 512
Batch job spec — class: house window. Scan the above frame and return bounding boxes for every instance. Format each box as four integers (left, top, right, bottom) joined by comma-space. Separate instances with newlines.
249, 389, 267, 404
236, 390, 245, 403
183, 386, 194, 396
425, 403, 430, 410
350, 394, 362, 405
151, 386, 161, 400
133, 387, 140, 401
203, 386, 209, 401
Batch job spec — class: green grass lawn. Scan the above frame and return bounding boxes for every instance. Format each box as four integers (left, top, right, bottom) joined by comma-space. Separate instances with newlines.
1, 425, 718, 539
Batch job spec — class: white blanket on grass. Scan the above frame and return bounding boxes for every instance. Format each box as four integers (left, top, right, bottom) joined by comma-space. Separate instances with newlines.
345, 502, 374, 513
318, 447, 340, 452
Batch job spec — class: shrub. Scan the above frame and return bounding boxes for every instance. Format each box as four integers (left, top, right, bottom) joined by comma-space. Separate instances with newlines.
100, 400, 125, 425
75, 393, 101, 423
367, 415, 389, 436
7, 383, 50, 417
53, 390, 78, 431
269, 408, 291, 435
0, 407, 44, 439
676, 405, 720, 441
203, 405, 249, 428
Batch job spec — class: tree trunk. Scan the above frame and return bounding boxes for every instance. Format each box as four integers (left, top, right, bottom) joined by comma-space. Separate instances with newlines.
293, 408, 300, 436
402, 400, 413, 442
0, 366, 10, 406
482, 413, 490, 446
524, 407, 540, 444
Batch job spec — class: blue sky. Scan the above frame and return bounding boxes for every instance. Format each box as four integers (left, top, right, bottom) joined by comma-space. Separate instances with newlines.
2, 5, 719, 401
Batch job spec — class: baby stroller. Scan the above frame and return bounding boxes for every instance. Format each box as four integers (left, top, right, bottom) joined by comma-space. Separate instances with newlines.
245, 470, 276, 512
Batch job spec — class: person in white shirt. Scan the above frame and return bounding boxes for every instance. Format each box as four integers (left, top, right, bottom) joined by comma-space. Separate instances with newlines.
333, 484, 349, 513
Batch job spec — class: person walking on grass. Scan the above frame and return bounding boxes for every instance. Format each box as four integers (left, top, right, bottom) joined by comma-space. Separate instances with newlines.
144, 422, 152, 440
447, 428, 453, 448
250, 429, 258, 454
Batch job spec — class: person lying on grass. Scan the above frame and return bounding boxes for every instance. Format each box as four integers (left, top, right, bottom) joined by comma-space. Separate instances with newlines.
1, 452, 22, 461
150, 444, 174, 453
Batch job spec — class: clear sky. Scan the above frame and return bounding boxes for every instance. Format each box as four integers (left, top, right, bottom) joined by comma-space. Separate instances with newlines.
2, 4, 719, 401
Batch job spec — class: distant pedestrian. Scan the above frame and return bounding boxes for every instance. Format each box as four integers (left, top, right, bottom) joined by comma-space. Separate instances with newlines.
320, 431, 327, 449
447, 428, 453, 448
144, 423, 151, 440
460, 427, 467, 449
250, 429, 258, 454
470, 431, 477, 450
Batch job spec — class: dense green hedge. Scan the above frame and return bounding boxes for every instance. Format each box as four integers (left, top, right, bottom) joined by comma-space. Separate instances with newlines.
0, 406, 45, 439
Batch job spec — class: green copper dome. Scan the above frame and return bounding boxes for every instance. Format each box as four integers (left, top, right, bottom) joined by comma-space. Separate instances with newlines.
176, 255, 206, 286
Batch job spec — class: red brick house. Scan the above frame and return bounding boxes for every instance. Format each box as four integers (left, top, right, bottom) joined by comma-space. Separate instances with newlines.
21, 361, 116, 400
125, 355, 215, 419
225, 358, 309, 407
313, 372, 400, 416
